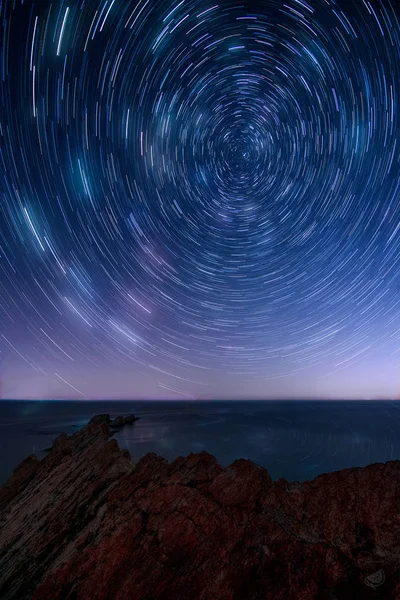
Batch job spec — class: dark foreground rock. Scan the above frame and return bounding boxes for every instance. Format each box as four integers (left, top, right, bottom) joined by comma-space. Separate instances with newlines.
89, 412, 139, 428
0, 419, 399, 599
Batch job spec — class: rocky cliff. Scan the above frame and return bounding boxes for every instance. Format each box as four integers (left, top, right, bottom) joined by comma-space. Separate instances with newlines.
0, 418, 399, 599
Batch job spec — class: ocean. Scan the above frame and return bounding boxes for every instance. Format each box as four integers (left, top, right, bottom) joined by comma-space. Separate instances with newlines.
1, 399, 400, 486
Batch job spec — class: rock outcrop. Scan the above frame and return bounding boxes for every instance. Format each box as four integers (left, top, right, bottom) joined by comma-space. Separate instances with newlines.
0, 417, 399, 599
89, 413, 139, 428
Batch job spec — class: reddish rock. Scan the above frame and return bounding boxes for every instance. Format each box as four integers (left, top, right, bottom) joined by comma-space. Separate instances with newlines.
0, 419, 399, 599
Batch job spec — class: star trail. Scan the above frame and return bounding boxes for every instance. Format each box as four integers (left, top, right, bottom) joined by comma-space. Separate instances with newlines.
1, 0, 400, 400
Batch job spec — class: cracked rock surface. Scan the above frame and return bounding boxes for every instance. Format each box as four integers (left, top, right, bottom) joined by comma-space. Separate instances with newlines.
0, 417, 399, 599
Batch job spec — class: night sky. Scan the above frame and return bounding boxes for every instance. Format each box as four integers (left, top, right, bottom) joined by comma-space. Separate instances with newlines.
0, 0, 400, 400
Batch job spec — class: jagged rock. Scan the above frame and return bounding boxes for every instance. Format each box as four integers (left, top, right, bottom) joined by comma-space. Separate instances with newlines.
110, 414, 139, 428
0, 454, 40, 511
0, 419, 399, 599
89, 413, 112, 425
89, 413, 139, 428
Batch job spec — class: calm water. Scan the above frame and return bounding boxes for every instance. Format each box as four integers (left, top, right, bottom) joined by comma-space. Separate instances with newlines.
1, 400, 400, 486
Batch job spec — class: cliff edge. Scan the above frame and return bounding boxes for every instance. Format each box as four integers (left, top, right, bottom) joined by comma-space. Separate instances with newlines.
0, 416, 399, 599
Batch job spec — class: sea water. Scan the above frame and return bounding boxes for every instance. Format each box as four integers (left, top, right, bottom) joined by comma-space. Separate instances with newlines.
1, 399, 400, 485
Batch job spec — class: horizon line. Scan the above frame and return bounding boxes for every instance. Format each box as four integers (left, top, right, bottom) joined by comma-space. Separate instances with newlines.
1, 397, 399, 402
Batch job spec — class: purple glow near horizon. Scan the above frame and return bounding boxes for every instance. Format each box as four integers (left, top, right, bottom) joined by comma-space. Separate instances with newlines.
1, 0, 400, 400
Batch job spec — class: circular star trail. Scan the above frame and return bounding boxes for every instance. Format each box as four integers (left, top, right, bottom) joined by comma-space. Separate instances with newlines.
0, 0, 400, 399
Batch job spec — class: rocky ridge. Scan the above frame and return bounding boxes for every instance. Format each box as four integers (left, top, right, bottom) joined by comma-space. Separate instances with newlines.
0, 416, 399, 599
89, 412, 139, 428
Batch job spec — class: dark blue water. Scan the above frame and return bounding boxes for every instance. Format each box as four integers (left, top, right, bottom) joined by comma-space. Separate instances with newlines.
1, 400, 400, 486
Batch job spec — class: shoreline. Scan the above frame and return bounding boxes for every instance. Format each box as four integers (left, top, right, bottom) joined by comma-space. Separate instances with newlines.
1, 415, 399, 599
